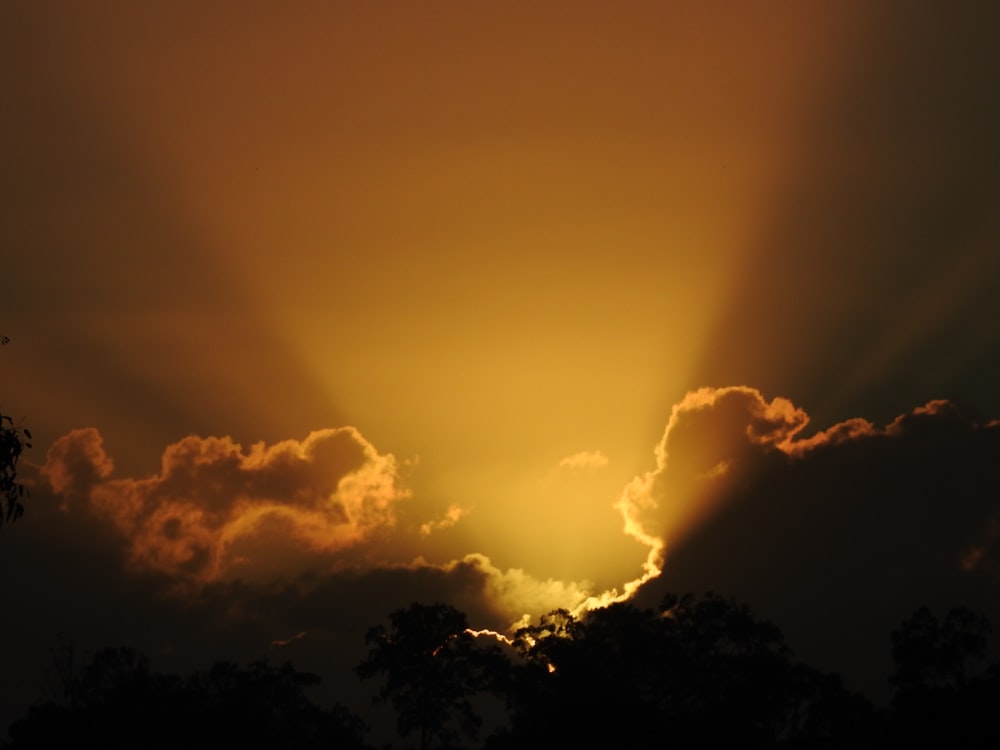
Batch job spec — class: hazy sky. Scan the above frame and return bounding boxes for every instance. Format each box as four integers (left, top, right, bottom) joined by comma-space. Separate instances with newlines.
2, 0, 999, 732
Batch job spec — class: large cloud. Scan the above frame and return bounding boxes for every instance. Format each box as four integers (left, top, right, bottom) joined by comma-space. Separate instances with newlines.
36, 425, 598, 624
617, 386, 809, 558
40, 427, 409, 582
621, 386, 1000, 698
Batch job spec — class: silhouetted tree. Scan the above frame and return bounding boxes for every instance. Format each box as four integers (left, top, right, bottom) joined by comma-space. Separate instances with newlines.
5, 646, 177, 749
5, 647, 368, 750
184, 659, 368, 749
357, 602, 507, 750
887, 605, 1000, 744
1, 335, 31, 530
493, 593, 877, 748
890, 605, 990, 693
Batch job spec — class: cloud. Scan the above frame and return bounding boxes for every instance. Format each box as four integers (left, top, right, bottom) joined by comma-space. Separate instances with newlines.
419, 504, 469, 536
35, 426, 603, 629
557, 450, 609, 471
453, 553, 593, 626
41, 426, 115, 501
619, 386, 1000, 592
619, 386, 1000, 698
614, 386, 811, 579
40, 427, 409, 582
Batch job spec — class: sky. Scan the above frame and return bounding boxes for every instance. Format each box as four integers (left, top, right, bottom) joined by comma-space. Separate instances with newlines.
2, 0, 1000, 734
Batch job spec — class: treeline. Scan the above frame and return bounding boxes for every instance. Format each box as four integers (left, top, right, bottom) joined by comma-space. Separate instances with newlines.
3, 650, 367, 749
5, 594, 1000, 748
490, 595, 1000, 747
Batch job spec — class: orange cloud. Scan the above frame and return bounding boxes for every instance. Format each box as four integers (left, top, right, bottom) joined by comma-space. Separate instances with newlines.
782, 416, 876, 455
41, 427, 409, 582
557, 450, 609, 471
419, 504, 469, 536
41, 427, 115, 501
37, 427, 600, 627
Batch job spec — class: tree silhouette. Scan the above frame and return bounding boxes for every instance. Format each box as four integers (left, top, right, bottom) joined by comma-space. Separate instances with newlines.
493, 593, 877, 748
890, 605, 991, 693
1, 336, 31, 530
888, 605, 1000, 744
5, 647, 368, 750
356, 602, 507, 750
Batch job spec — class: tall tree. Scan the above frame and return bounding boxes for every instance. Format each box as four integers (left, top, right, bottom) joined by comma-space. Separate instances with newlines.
887, 605, 1000, 744
1, 336, 31, 530
357, 602, 506, 750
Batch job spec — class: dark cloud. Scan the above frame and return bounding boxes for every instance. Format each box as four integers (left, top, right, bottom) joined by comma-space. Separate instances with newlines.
611, 387, 812, 602
625, 387, 1000, 700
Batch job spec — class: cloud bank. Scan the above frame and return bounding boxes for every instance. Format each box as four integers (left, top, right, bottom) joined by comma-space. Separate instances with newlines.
618, 386, 1000, 697
22, 387, 1000, 707
41, 427, 408, 582
36, 426, 596, 625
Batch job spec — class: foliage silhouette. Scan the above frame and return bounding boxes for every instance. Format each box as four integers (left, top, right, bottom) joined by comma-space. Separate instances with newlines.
356, 602, 507, 750
890, 605, 991, 692
12, 598, 1000, 747
1, 337, 31, 530
492, 593, 877, 748
4, 647, 368, 750
888, 605, 1000, 744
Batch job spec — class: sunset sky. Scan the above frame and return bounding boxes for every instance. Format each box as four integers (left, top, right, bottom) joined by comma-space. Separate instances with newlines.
2, 1, 1000, 734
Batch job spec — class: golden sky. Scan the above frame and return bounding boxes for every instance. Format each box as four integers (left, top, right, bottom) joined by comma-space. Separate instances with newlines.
2, 0, 1000, 723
